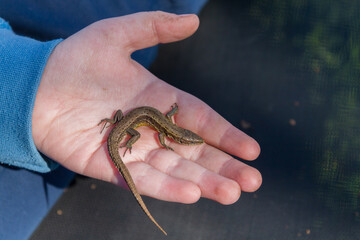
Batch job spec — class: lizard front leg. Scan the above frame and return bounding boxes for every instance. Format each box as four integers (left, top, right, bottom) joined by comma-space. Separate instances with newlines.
158, 132, 174, 151
165, 103, 178, 123
120, 128, 141, 156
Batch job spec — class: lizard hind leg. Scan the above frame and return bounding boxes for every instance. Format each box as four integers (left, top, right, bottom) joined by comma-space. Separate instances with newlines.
120, 128, 141, 156
98, 110, 124, 133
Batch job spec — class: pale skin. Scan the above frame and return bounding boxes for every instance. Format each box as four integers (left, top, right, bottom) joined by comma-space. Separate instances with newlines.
32, 11, 262, 205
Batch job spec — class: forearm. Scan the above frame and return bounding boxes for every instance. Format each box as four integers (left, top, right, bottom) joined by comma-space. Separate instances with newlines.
0, 18, 61, 172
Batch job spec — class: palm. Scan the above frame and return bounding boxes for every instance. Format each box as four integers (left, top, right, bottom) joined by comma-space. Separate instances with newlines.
32, 12, 261, 205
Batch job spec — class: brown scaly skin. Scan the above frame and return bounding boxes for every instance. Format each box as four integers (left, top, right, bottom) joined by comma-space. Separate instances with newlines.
99, 103, 204, 235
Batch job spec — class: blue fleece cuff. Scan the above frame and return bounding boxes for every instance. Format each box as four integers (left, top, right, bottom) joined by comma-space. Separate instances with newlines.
0, 19, 62, 172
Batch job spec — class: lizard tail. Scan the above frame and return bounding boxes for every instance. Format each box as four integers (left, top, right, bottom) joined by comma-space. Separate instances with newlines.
108, 142, 167, 235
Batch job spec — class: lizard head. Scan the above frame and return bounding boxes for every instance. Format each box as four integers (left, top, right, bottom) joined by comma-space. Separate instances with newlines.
177, 129, 204, 145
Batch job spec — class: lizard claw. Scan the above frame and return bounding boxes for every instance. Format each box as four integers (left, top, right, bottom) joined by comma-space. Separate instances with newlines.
120, 143, 132, 157
99, 123, 111, 134
98, 118, 114, 134
171, 103, 177, 110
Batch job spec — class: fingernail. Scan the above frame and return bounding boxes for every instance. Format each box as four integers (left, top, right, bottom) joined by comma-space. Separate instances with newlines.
178, 13, 195, 17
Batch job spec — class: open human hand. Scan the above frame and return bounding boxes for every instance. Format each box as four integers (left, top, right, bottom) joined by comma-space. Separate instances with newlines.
32, 11, 262, 205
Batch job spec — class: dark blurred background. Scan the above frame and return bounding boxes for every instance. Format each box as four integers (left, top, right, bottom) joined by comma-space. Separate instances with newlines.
30, 0, 360, 239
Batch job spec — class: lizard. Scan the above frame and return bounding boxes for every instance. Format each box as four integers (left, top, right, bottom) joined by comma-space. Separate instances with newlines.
98, 103, 204, 235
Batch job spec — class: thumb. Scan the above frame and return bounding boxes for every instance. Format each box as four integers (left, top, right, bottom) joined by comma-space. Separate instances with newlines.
109, 11, 200, 53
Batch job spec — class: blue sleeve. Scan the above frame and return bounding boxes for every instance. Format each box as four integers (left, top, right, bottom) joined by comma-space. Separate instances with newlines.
0, 18, 62, 172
